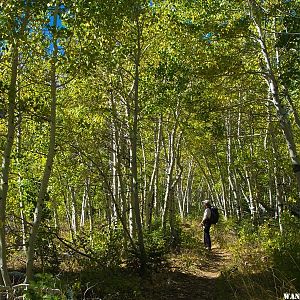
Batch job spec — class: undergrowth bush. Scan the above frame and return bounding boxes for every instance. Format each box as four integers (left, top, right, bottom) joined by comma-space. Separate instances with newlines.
24, 273, 65, 300
126, 227, 168, 272
60, 225, 124, 271
180, 221, 202, 251
125, 217, 202, 272
35, 226, 61, 272
144, 229, 167, 270
89, 226, 124, 267
216, 213, 300, 299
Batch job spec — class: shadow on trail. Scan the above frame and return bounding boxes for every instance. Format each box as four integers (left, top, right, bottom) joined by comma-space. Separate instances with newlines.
143, 270, 217, 300
198, 248, 230, 274
54, 247, 231, 300
142, 247, 294, 300
26, 245, 293, 299
142, 248, 230, 300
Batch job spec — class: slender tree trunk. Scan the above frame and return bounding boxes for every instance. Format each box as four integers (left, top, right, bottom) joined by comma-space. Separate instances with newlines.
110, 90, 129, 243
182, 162, 194, 219
0, 4, 30, 287
284, 86, 300, 130
264, 101, 275, 212
110, 113, 119, 227
215, 147, 229, 219
225, 114, 239, 217
162, 118, 179, 231
85, 178, 94, 244
186, 175, 193, 217
203, 155, 222, 208
234, 107, 244, 219
177, 159, 192, 221
129, 11, 146, 273
270, 125, 284, 232
80, 175, 93, 241
70, 187, 78, 233
60, 179, 73, 240
0, 43, 19, 287
52, 196, 60, 229
177, 178, 184, 220
141, 135, 147, 224
244, 168, 257, 220
25, 5, 58, 282
272, 17, 300, 132
193, 155, 218, 206
169, 140, 183, 248
80, 185, 88, 227
146, 116, 162, 230
64, 194, 73, 237
250, 2, 300, 200
16, 111, 27, 252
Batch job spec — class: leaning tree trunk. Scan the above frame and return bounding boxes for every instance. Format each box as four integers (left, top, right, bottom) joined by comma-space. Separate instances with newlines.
0, 43, 19, 288
25, 4, 58, 282
203, 155, 223, 209
0, 3, 30, 286
250, 1, 300, 201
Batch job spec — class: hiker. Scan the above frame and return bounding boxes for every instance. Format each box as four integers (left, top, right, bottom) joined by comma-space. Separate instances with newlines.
201, 200, 212, 250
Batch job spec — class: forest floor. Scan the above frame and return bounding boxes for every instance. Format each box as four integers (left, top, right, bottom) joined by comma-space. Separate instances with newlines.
139, 223, 295, 300
7, 223, 291, 299
142, 244, 233, 300
65, 223, 240, 299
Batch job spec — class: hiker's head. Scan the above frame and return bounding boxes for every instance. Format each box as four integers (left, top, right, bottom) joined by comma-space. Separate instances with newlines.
202, 200, 211, 208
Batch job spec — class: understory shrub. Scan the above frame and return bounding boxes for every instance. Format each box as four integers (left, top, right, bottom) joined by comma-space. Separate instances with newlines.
217, 213, 300, 298
126, 227, 168, 272
59, 225, 124, 271
126, 217, 195, 272
24, 273, 65, 300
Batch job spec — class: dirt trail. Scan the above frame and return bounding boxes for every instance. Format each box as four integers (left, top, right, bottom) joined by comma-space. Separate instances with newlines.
144, 245, 232, 300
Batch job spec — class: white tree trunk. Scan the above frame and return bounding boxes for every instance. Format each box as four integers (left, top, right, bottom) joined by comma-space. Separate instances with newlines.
146, 116, 162, 229
161, 113, 180, 231
250, 1, 300, 198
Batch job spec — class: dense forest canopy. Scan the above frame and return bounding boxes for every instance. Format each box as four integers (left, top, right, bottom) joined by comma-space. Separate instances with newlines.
0, 0, 300, 297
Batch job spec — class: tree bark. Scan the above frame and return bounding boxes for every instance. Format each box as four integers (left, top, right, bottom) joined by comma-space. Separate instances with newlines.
25, 4, 58, 282
161, 114, 180, 232
70, 187, 78, 234
146, 116, 162, 230
129, 10, 147, 273
249, 1, 300, 200
0, 43, 19, 287
225, 114, 239, 217
17, 112, 27, 252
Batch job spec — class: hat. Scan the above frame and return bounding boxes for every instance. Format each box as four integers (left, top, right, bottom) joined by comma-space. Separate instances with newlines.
202, 200, 210, 205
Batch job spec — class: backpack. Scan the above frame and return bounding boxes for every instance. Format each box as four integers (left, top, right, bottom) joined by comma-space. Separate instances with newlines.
210, 207, 219, 224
